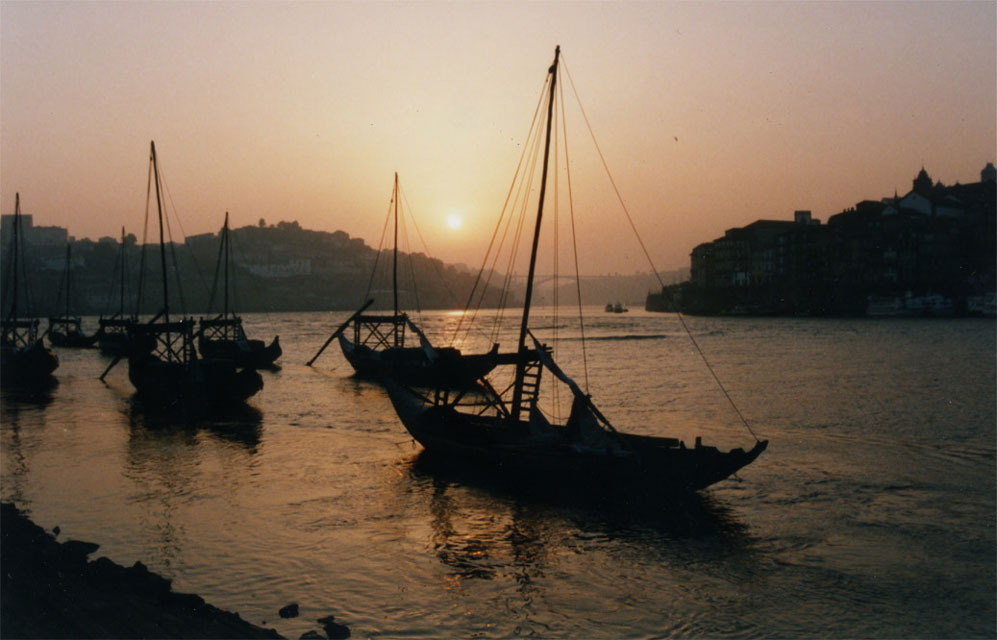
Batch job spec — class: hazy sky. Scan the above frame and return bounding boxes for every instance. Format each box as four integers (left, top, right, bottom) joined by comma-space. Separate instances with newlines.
2, 1, 994, 274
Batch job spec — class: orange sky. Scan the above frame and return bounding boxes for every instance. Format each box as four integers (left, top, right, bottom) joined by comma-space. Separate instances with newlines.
2, 1, 994, 275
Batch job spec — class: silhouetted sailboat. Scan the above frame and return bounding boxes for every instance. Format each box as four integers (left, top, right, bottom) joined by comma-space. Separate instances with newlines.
96, 227, 136, 356
385, 47, 767, 493
107, 142, 262, 411
198, 212, 281, 369
48, 242, 98, 348
2, 193, 59, 385
309, 173, 499, 387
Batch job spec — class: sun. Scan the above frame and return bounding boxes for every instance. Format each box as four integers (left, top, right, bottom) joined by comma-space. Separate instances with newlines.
446, 213, 462, 230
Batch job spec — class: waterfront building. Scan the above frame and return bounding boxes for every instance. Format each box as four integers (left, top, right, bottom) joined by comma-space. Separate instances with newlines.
675, 163, 995, 315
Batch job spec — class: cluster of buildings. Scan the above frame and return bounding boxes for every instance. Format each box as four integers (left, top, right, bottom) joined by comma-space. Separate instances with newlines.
659, 163, 996, 316
0, 214, 75, 271
0, 215, 505, 316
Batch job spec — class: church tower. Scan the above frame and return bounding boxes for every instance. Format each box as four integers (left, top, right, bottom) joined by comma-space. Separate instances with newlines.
981, 162, 996, 183
912, 167, 933, 195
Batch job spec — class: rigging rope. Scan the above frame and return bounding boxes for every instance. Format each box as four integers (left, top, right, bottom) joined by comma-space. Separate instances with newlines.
398, 199, 422, 314
494, 110, 546, 346
504, 112, 546, 336
159, 171, 216, 316
136, 157, 153, 316
101, 243, 125, 319
3, 208, 36, 320
400, 189, 452, 306
561, 54, 760, 442
558, 73, 591, 394
158, 174, 188, 315
674, 312, 761, 441
21, 212, 36, 317
451, 74, 550, 346
362, 188, 395, 304
207, 223, 225, 314
551, 87, 561, 417
471, 87, 546, 347
399, 186, 496, 346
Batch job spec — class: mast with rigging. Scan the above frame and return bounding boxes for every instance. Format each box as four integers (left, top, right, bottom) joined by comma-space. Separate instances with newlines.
511, 45, 560, 422
381, 46, 767, 494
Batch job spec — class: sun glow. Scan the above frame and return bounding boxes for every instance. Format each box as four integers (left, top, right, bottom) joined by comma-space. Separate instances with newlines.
446, 213, 462, 230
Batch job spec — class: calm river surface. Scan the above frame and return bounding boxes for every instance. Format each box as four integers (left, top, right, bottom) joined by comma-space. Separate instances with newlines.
2, 309, 994, 638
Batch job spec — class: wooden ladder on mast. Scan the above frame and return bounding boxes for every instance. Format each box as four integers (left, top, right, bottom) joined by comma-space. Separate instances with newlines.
518, 358, 543, 407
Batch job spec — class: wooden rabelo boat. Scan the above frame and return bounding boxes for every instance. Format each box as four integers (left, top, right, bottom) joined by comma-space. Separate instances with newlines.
96, 227, 137, 356
198, 212, 281, 369
309, 173, 500, 388
48, 242, 98, 348
2, 193, 59, 385
384, 47, 767, 493
104, 142, 262, 412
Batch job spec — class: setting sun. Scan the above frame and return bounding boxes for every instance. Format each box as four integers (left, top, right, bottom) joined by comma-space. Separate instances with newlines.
446, 213, 462, 230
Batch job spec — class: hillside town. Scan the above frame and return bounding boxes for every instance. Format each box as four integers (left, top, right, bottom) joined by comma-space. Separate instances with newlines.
0, 216, 508, 316
647, 163, 997, 316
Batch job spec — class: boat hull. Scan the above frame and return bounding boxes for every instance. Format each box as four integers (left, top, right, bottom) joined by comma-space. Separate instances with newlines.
97, 319, 134, 356
48, 330, 98, 349
385, 381, 767, 493
338, 335, 498, 388
127, 355, 263, 412
98, 333, 130, 356
198, 335, 282, 369
1, 341, 60, 386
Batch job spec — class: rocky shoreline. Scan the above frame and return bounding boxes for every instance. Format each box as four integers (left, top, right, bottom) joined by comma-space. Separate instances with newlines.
0, 502, 283, 639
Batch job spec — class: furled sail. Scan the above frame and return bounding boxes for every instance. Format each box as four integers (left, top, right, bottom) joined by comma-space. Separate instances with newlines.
529, 333, 625, 454
406, 318, 438, 363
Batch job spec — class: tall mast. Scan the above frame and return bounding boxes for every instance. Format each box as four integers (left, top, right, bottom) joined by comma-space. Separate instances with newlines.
392, 171, 399, 323
64, 242, 72, 318
119, 227, 126, 318
9, 193, 21, 321
223, 211, 230, 318
150, 141, 169, 323
511, 45, 560, 421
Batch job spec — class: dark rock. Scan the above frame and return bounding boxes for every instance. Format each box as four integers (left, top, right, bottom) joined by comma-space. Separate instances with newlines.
174, 591, 208, 611
86, 555, 121, 582
299, 631, 325, 639
64, 539, 99, 555
127, 560, 173, 597
318, 615, 351, 639
279, 602, 300, 618
56, 539, 101, 570
1, 502, 284, 639
53, 525, 60, 536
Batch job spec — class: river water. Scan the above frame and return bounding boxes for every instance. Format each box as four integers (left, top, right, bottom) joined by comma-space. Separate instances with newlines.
2, 309, 994, 638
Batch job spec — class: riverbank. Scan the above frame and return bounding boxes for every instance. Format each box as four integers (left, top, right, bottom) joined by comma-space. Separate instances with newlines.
0, 502, 283, 639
